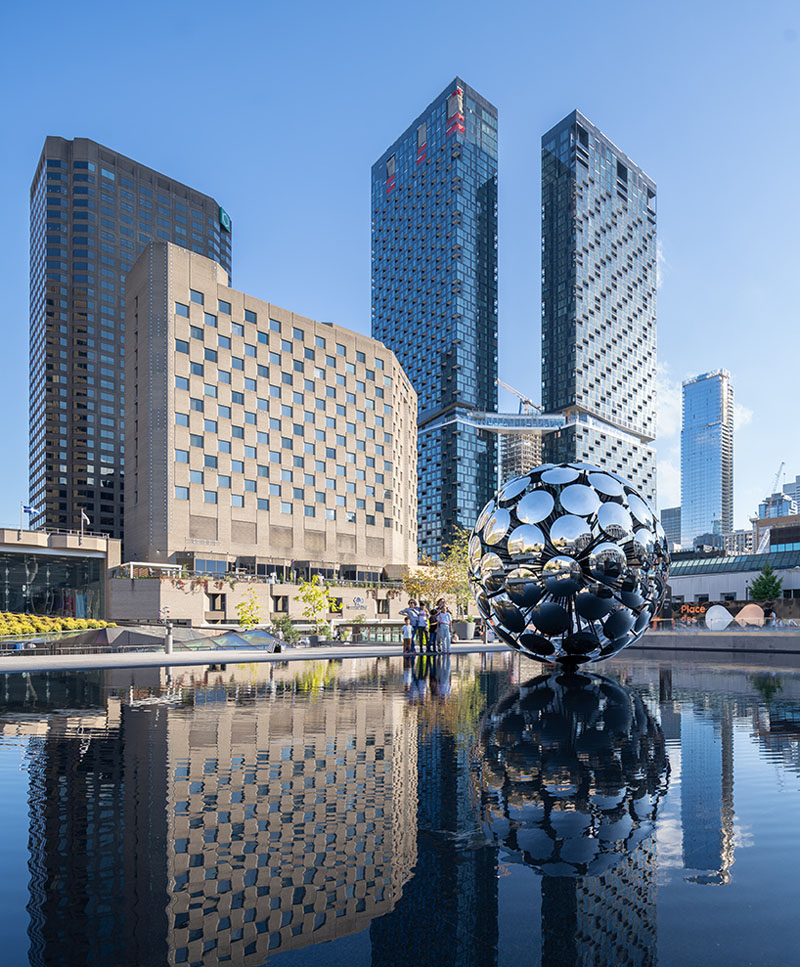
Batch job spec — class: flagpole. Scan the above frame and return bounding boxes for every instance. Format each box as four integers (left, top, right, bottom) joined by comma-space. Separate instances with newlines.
80, 508, 84, 544
19, 502, 23, 535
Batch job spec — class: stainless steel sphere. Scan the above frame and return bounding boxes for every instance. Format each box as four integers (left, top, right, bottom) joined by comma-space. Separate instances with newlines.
478, 671, 670, 877
469, 462, 670, 664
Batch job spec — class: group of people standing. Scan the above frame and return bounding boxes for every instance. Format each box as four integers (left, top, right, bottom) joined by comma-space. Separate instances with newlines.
400, 598, 453, 654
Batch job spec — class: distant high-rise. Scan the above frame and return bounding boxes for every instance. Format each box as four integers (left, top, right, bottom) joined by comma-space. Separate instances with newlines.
757, 492, 797, 519
680, 370, 733, 548
660, 506, 681, 549
29, 137, 232, 542
499, 432, 542, 484
540, 111, 657, 500
371, 79, 498, 559
783, 474, 800, 509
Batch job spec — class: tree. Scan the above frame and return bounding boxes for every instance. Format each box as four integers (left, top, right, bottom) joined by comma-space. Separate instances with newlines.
403, 562, 449, 606
749, 562, 783, 601
295, 574, 337, 636
439, 526, 472, 615
235, 587, 262, 631
271, 614, 300, 645
402, 526, 473, 615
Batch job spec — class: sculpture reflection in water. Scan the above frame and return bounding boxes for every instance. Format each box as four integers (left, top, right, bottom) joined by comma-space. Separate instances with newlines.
479, 670, 670, 877
478, 670, 670, 966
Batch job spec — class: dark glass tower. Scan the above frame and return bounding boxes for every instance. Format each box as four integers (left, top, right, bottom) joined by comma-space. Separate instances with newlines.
29, 137, 232, 542
541, 111, 657, 500
371, 79, 498, 559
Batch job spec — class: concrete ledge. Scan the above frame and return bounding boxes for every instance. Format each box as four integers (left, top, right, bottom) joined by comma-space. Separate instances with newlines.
630, 631, 800, 653
0, 642, 509, 675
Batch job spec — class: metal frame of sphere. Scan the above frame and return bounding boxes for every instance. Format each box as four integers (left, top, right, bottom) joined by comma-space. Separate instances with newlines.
469, 462, 670, 664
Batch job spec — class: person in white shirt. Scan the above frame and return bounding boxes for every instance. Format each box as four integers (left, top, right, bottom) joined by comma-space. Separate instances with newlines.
401, 616, 414, 655
436, 602, 452, 652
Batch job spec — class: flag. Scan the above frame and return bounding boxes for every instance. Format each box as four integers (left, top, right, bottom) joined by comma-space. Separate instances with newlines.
22, 505, 39, 515
80, 509, 91, 525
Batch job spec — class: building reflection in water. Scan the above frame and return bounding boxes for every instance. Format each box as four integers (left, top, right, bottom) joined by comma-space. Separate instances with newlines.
3, 656, 506, 967
655, 666, 736, 886
7, 662, 422, 966
477, 670, 669, 967
371, 653, 502, 967
5, 657, 796, 966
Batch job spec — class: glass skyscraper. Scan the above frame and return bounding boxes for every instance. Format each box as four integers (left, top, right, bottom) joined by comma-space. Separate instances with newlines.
680, 369, 733, 547
371, 79, 498, 559
540, 111, 657, 500
29, 137, 232, 541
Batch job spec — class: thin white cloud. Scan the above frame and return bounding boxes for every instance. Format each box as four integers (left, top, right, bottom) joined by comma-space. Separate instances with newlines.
656, 362, 682, 439
657, 458, 681, 510
656, 239, 667, 290
734, 402, 753, 431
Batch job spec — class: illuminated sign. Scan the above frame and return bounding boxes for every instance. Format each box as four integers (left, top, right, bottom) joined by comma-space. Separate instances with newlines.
219, 207, 232, 233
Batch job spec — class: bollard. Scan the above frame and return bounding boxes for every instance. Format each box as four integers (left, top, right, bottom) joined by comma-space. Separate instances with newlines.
165, 621, 173, 655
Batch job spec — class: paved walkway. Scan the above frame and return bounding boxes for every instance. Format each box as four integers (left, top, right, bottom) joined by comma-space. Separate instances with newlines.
0, 642, 508, 674
3, 631, 799, 675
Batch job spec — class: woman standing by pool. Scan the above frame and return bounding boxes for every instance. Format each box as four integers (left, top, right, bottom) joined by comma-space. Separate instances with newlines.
436, 600, 452, 653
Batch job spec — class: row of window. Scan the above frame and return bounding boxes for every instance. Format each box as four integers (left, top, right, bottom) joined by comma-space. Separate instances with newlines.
176, 300, 382, 369
174, 487, 384, 525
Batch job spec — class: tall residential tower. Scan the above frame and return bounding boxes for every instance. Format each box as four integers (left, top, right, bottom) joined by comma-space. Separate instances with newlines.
541, 111, 657, 500
29, 137, 232, 541
371, 79, 498, 559
680, 370, 733, 547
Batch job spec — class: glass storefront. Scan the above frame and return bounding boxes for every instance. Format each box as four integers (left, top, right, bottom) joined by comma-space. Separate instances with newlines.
0, 550, 105, 618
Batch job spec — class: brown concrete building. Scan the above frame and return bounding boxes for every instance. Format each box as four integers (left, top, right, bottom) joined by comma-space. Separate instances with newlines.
124, 243, 417, 577
110, 571, 412, 628
753, 513, 800, 554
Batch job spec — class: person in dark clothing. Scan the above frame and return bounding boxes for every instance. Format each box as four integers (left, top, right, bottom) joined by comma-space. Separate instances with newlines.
428, 604, 439, 651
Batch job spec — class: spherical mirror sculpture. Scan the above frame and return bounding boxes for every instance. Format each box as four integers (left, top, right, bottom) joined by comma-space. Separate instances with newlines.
478, 671, 670, 877
470, 462, 669, 664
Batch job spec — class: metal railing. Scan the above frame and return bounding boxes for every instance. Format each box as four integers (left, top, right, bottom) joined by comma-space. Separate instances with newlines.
111, 567, 405, 589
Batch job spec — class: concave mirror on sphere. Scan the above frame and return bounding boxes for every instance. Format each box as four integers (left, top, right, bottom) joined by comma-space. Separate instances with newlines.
469, 462, 670, 664
477, 671, 670, 877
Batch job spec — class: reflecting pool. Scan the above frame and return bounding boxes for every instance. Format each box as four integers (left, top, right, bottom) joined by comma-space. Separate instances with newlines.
0, 652, 798, 966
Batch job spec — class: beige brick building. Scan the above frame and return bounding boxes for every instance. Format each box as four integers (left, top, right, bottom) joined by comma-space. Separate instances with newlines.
125, 243, 417, 576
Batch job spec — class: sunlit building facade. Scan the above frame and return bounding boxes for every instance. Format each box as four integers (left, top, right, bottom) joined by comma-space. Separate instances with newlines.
125, 244, 418, 574
680, 370, 734, 548
541, 111, 657, 500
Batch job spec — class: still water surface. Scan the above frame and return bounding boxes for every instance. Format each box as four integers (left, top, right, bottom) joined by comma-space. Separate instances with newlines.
0, 652, 797, 967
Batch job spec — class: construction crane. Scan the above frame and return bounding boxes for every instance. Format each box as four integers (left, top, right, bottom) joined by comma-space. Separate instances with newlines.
496, 378, 542, 415
756, 461, 786, 554
769, 462, 786, 499
763, 462, 786, 517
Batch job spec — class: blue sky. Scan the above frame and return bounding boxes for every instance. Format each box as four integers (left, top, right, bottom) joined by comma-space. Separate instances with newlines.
1, 0, 797, 530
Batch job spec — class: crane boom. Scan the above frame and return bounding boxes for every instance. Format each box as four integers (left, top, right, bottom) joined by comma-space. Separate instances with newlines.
496, 378, 542, 414
770, 461, 785, 496
763, 461, 786, 520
